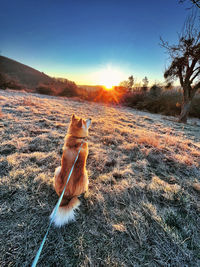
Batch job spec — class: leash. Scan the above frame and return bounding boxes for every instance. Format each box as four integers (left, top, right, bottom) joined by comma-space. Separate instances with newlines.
32, 139, 87, 267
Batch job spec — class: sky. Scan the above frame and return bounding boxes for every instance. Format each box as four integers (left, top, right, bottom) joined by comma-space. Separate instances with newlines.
0, 0, 194, 86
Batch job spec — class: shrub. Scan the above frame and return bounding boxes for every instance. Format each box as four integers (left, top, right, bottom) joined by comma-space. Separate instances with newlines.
121, 89, 199, 118
6, 80, 23, 90
141, 86, 148, 92
0, 73, 22, 90
190, 94, 200, 118
121, 91, 146, 106
58, 81, 78, 97
0, 73, 7, 90
36, 84, 54, 95
149, 85, 162, 97
137, 90, 182, 115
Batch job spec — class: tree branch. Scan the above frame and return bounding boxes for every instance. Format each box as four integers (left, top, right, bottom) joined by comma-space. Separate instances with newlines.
193, 66, 200, 73
190, 69, 200, 83
186, 58, 198, 82
193, 81, 200, 92
179, 0, 200, 9
192, 0, 200, 8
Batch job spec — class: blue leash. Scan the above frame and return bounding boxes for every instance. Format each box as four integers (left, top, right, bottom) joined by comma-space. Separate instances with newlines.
32, 140, 86, 267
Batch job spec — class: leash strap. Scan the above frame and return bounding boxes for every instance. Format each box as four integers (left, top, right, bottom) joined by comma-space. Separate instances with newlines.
32, 140, 86, 267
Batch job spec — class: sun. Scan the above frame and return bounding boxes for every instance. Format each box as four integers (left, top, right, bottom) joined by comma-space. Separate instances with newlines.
93, 66, 125, 90
103, 83, 114, 90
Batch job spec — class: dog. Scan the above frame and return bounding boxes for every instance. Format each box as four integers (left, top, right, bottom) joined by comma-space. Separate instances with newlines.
50, 114, 91, 227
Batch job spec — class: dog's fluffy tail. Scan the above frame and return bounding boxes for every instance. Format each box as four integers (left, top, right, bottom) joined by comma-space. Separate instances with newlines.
50, 197, 80, 227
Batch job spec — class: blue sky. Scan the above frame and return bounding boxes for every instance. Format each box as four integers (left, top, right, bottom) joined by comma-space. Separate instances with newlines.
0, 0, 193, 85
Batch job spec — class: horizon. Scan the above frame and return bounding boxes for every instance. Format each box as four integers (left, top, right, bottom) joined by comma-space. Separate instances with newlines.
1, 0, 193, 86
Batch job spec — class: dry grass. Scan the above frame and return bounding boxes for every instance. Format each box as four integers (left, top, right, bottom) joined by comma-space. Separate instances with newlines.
0, 90, 200, 266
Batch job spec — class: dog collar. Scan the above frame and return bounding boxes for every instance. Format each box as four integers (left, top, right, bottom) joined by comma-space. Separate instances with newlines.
71, 136, 88, 141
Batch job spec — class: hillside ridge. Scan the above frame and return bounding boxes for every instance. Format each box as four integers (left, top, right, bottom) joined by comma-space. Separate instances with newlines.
0, 55, 54, 88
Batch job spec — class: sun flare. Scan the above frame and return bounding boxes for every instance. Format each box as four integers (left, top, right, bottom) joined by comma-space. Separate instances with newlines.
92, 66, 125, 89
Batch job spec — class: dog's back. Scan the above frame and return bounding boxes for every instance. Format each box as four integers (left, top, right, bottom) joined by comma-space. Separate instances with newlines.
50, 114, 91, 227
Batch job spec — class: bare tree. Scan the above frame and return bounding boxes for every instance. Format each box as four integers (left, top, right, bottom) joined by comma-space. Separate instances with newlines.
179, 0, 200, 8
142, 76, 149, 87
161, 15, 200, 123
120, 75, 134, 91
128, 75, 134, 89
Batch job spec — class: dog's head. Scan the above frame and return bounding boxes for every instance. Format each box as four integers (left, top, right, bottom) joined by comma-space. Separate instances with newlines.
68, 114, 91, 137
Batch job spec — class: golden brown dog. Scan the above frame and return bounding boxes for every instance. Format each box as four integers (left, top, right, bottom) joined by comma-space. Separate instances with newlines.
50, 114, 91, 227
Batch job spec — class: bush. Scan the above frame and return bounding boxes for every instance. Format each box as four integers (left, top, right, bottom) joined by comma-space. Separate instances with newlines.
0, 73, 7, 89
36, 84, 54, 95
121, 91, 147, 106
35, 79, 78, 97
6, 80, 23, 90
141, 86, 148, 92
0, 73, 22, 90
137, 90, 182, 115
58, 81, 78, 97
149, 85, 162, 97
190, 94, 200, 118
121, 89, 199, 118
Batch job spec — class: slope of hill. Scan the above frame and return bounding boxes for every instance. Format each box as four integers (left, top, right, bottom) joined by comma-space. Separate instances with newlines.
0, 90, 200, 266
0, 56, 53, 88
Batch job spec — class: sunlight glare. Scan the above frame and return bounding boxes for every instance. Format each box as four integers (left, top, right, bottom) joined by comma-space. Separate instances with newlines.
92, 66, 125, 89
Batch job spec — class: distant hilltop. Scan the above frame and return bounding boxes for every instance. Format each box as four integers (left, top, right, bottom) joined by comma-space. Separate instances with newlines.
0, 55, 78, 97
0, 55, 54, 89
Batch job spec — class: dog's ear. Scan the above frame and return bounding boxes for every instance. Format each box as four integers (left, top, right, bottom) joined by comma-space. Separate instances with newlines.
86, 118, 91, 129
77, 118, 83, 128
71, 114, 75, 121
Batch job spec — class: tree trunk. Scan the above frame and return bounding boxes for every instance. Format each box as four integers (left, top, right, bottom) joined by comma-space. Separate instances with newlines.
178, 84, 195, 123
178, 99, 191, 123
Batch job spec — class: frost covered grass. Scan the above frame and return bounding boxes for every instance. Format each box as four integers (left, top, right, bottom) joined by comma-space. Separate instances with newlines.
0, 90, 200, 266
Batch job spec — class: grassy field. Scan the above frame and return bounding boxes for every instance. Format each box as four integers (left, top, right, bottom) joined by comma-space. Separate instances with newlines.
0, 90, 200, 267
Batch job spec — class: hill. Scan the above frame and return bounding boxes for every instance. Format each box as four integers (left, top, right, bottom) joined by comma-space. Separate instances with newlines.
0, 90, 200, 266
0, 55, 54, 89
